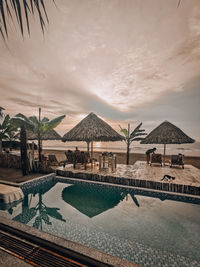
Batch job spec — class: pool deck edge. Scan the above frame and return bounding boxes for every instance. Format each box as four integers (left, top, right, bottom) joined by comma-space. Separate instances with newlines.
0, 215, 138, 267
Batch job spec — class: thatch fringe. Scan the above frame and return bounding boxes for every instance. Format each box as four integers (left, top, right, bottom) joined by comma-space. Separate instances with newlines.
62, 112, 124, 142
27, 129, 61, 140
141, 121, 195, 144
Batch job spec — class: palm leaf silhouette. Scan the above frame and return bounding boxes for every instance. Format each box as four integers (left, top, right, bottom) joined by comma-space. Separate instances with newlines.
0, 0, 55, 39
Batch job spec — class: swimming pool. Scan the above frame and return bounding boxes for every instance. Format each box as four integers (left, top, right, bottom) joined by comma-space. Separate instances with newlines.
1, 178, 200, 267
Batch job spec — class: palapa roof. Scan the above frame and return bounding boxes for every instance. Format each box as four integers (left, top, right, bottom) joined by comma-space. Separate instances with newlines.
27, 129, 61, 140
62, 112, 124, 142
141, 121, 195, 144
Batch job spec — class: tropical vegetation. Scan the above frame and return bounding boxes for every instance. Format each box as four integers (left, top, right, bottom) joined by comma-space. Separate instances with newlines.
27, 108, 65, 163
0, 106, 4, 118
12, 108, 65, 176
0, 114, 12, 153
119, 123, 147, 165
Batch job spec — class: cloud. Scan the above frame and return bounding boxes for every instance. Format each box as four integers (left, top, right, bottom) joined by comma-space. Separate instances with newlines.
0, 0, 199, 139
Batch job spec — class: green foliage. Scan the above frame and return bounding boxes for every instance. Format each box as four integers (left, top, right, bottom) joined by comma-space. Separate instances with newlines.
0, 114, 19, 141
6, 129, 20, 142
0, 0, 55, 39
0, 106, 4, 118
119, 123, 147, 165
11, 113, 34, 130
28, 114, 65, 138
119, 123, 147, 145
0, 114, 11, 140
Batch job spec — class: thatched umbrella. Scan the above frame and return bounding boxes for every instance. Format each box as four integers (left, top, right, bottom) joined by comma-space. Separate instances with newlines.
62, 112, 124, 164
141, 121, 195, 164
27, 129, 61, 141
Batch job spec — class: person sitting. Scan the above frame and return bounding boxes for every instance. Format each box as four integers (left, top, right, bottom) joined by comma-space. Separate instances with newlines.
75, 146, 80, 153
145, 147, 156, 164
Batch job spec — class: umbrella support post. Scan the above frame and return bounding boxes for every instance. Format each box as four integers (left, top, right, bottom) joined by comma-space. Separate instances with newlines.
91, 141, 93, 169
164, 144, 166, 166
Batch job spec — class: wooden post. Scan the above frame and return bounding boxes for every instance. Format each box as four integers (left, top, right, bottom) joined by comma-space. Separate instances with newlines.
87, 141, 90, 152
38, 107, 42, 164
126, 123, 130, 165
20, 124, 28, 176
91, 141, 93, 168
164, 143, 166, 166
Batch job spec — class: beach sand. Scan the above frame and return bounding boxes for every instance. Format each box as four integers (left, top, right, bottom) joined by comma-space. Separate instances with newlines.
0, 150, 199, 183
43, 149, 200, 169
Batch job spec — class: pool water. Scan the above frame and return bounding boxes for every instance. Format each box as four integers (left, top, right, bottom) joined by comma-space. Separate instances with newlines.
1, 180, 200, 267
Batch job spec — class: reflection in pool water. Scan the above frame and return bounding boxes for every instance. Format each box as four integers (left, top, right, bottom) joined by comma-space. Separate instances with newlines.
62, 184, 126, 217
0, 180, 200, 267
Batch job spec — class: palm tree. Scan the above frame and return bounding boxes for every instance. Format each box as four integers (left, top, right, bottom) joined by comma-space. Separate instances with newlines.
6, 127, 20, 150
0, 107, 4, 118
0, 114, 11, 153
0, 0, 54, 39
28, 108, 65, 163
119, 123, 147, 165
11, 113, 35, 176
13, 108, 65, 175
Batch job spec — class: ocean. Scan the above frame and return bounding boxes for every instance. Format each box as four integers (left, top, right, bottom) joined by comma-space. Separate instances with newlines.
43, 140, 200, 157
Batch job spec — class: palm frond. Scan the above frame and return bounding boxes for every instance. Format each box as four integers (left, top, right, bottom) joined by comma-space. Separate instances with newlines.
119, 125, 128, 137
28, 115, 39, 125
131, 137, 145, 141
1, 114, 10, 129
41, 117, 49, 123
0, 106, 5, 118
0, 0, 54, 39
130, 122, 143, 137
45, 115, 65, 131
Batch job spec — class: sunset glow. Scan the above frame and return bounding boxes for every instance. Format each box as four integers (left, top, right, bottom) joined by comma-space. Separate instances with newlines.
0, 0, 199, 140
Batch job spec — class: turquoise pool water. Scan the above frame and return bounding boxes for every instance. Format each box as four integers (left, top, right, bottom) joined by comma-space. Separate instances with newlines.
1, 180, 200, 267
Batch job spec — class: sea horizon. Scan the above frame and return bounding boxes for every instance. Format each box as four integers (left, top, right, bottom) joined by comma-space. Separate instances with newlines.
43, 140, 200, 157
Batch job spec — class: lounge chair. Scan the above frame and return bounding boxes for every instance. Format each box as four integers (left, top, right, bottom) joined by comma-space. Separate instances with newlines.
150, 153, 162, 166
170, 154, 184, 169
47, 154, 60, 166
64, 150, 74, 164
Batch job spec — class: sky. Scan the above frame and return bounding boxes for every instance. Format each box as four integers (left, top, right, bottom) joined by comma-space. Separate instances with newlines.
0, 0, 200, 140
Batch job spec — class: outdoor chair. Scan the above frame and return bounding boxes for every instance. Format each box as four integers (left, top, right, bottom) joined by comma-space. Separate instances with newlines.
170, 154, 184, 169
73, 151, 90, 169
64, 150, 74, 164
47, 154, 60, 166
150, 153, 162, 166
40, 154, 48, 169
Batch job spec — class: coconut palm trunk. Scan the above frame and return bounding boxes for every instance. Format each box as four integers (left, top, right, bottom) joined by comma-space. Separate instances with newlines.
126, 124, 131, 165
126, 139, 130, 165
0, 139, 2, 153
20, 124, 29, 176
38, 108, 42, 164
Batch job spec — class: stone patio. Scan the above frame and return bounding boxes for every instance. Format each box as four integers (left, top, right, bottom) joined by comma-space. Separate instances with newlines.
56, 161, 200, 196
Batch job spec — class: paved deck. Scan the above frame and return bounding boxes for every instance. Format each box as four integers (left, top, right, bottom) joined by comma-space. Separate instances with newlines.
56, 161, 200, 196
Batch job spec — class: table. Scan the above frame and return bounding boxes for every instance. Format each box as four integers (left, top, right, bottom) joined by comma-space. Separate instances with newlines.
99, 154, 117, 171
